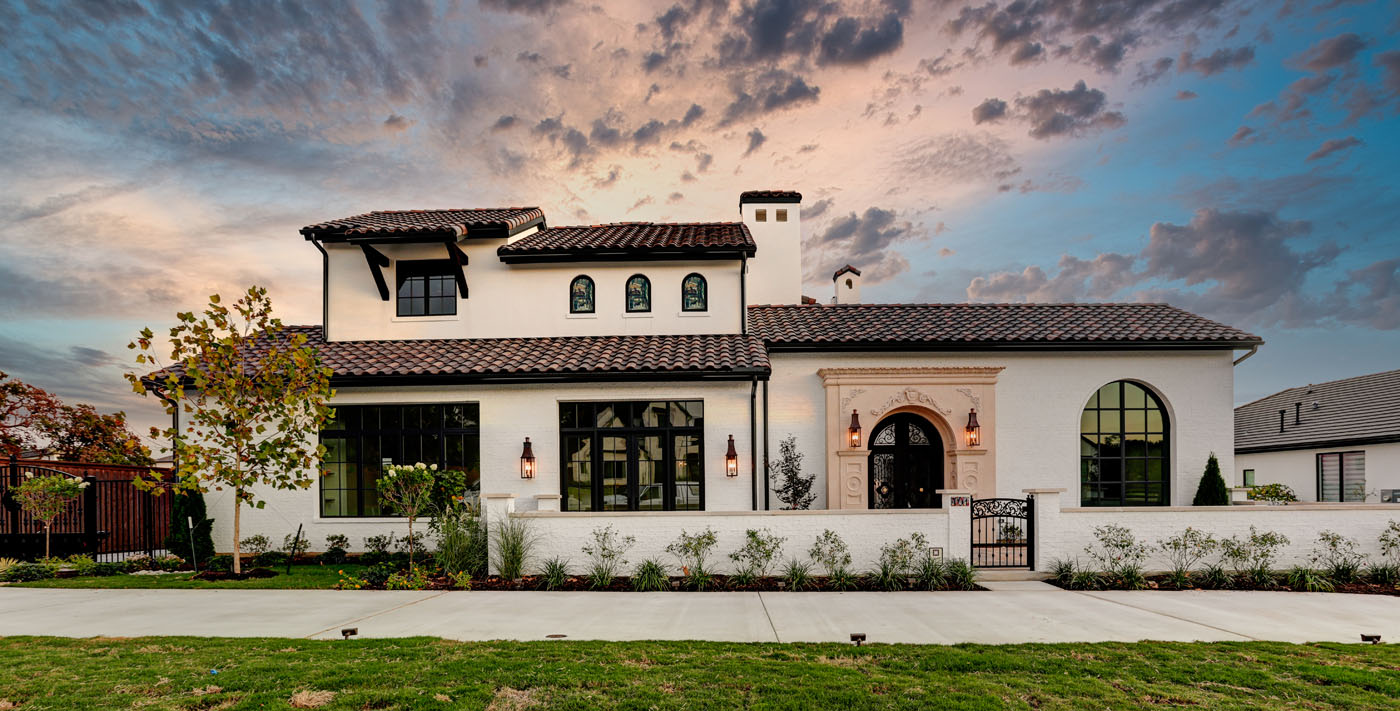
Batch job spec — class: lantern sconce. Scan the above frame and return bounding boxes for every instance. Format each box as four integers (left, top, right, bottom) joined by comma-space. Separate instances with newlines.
520, 437, 536, 479
725, 435, 739, 477
965, 408, 981, 448
847, 409, 862, 448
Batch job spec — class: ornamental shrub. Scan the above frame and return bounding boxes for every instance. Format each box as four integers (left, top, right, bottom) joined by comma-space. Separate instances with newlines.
582, 524, 635, 589
14, 472, 89, 558
808, 529, 853, 577
1192, 452, 1229, 506
1248, 483, 1298, 504
665, 528, 718, 590
239, 534, 271, 557
1311, 530, 1366, 583
1158, 527, 1218, 584
377, 463, 435, 566
1085, 524, 1149, 589
728, 528, 786, 584
1221, 526, 1289, 587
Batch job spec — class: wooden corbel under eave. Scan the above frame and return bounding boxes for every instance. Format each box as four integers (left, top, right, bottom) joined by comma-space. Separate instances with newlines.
445, 241, 469, 298
360, 244, 391, 301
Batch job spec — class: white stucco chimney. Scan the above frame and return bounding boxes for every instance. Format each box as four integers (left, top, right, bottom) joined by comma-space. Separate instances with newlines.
833, 264, 861, 304
740, 190, 802, 306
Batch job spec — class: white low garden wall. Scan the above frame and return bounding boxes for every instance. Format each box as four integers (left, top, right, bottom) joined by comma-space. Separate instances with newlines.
1031, 490, 1400, 572
495, 494, 961, 576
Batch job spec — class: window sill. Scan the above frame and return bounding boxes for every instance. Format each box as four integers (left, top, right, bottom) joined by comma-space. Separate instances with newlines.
390, 314, 460, 323
565, 312, 598, 319
677, 311, 710, 317
622, 312, 654, 319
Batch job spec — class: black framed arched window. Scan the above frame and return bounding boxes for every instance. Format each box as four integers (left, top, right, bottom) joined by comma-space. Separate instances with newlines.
1080, 381, 1170, 506
625, 274, 651, 312
569, 275, 595, 314
681, 273, 707, 312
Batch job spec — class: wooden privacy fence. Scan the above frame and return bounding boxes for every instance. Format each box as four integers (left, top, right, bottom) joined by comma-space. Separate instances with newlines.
0, 456, 174, 562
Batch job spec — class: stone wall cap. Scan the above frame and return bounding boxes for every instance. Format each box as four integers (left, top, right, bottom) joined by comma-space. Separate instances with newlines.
482, 493, 519, 499
935, 489, 974, 495
534, 494, 562, 500
1023, 488, 1067, 494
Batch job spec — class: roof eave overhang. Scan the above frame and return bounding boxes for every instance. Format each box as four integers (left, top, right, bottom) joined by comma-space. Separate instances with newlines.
762, 339, 1264, 352
1236, 434, 1400, 455
303, 214, 546, 244
332, 367, 770, 387
498, 246, 756, 264
739, 194, 802, 205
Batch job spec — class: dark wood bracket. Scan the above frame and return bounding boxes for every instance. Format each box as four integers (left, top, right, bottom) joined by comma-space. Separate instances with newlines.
445, 242, 469, 298
360, 244, 391, 301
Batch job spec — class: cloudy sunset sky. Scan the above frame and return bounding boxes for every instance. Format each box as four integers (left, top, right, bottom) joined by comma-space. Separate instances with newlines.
1, 0, 1397, 435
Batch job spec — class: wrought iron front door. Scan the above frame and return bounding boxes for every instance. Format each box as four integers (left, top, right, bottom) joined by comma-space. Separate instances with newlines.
867, 413, 943, 509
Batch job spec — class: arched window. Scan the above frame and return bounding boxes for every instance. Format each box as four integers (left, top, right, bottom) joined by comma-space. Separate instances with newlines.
1081, 381, 1170, 506
681, 273, 707, 312
569, 275, 594, 314
625, 274, 651, 313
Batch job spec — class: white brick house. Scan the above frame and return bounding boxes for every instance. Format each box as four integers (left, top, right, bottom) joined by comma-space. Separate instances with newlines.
195, 189, 1360, 569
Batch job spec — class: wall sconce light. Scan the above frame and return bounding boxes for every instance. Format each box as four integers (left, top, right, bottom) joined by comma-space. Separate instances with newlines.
520, 437, 536, 479
965, 408, 981, 447
847, 409, 862, 448
725, 435, 739, 477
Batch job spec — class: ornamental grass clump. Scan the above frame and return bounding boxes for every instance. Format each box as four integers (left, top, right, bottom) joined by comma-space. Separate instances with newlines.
1285, 565, 1334, 593
1158, 527, 1218, 589
631, 559, 670, 592
1311, 530, 1366, 584
582, 525, 634, 589
377, 463, 436, 567
1085, 524, 1149, 590
1221, 526, 1289, 588
666, 528, 718, 590
433, 502, 488, 580
492, 517, 536, 582
914, 554, 948, 591
14, 473, 89, 559
944, 559, 979, 591
809, 529, 857, 591
728, 528, 785, 587
539, 557, 570, 591
780, 558, 814, 590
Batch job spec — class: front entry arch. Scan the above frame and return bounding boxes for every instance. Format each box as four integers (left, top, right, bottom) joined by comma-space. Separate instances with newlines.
868, 413, 943, 509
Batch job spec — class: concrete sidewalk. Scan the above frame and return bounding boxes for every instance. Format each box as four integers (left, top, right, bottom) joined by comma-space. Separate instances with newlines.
1, 585, 1396, 644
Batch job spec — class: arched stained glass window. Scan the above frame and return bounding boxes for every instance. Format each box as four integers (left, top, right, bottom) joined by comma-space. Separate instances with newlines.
682, 273, 707, 312
1080, 381, 1170, 507
626, 274, 651, 313
570, 275, 594, 314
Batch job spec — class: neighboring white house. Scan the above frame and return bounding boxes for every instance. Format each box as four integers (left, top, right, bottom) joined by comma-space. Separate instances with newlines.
196, 189, 1313, 565
1235, 369, 1400, 503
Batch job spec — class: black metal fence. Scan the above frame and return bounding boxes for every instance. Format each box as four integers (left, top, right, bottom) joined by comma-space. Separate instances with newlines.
0, 456, 171, 562
970, 496, 1035, 569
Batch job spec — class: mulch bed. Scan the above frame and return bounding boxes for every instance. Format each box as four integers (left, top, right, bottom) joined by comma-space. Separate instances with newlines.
1045, 575, 1400, 595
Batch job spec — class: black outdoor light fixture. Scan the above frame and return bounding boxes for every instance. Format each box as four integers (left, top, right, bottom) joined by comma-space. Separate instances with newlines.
520, 437, 536, 479
965, 408, 981, 447
725, 434, 739, 477
847, 409, 862, 448
850, 633, 867, 647
341, 628, 358, 640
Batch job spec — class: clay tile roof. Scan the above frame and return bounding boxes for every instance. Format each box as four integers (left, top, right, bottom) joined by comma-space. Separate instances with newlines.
747, 303, 1263, 349
739, 190, 803, 203
497, 222, 755, 262
832, 264, 861, 279
1235, 369, 1400, 453
301, 208, 545, 241
151, 327, 770, 383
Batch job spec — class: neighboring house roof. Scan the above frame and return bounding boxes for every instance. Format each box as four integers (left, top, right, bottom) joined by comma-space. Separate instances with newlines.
747, 303, 1263, 350
832, 264, 861, 280
151, 327, 770, 384
739, 190, 802, 204
300, 208, 546, 242
1235, 369, 1400, 453
497, 222, 756, 263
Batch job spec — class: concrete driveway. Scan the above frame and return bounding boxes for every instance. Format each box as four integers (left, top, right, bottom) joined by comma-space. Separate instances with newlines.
1, 584, 1396, 644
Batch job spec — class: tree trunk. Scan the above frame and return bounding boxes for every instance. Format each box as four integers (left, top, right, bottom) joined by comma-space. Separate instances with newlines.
44, 522, 51, 559
232, 490, 242, 575
407, 518, 415, 568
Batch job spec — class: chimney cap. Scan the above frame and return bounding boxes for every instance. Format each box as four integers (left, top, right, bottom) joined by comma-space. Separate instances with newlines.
739, 190, 802, 205
833, 264, 862, 280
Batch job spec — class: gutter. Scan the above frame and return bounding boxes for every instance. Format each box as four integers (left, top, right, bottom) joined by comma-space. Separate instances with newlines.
740, 255, 747, 335
749, 377, 758, 511
762, 379, 770, 511
1232, 344, 1260, 366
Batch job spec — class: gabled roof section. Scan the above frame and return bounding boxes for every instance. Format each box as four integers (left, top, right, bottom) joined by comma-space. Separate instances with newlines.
1235, 369, 1400, 453
739, 190, 802, 204
748, 303, 1263, 350
150, 326, 770, 384
833, 264, 861, 280
497, 222, 756, 263
301, 208, 545, 242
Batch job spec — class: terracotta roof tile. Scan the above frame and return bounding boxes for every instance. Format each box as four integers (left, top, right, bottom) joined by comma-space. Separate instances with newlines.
497, 222, 755, 260
748, 303, 1263, 348
301, 208, 544, 241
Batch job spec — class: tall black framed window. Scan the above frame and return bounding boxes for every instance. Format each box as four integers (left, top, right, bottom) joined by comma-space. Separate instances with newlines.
1080, 381, 1170, 506
570, 275, 595, 313
681, 273, 707, 312
396, 260, 457, 317
1317, 451, 1365, 502
319, 403, 480, 517
560, 400, 703, 511
625, 275, 651, 313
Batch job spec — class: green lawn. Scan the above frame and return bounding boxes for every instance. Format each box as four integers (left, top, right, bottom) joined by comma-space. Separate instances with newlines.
0, 637, 1395, 710
9, 564, 361, 590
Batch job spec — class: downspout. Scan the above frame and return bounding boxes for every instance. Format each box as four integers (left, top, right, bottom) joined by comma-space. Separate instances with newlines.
1232, 344, 1259, 366
750, 377, 758, 511
311, 238, 330, 342
739, 256, 747, 334
762, 378, 770, 511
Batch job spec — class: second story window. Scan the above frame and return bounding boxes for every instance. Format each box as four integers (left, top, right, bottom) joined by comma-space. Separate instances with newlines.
570, 275, 595, 313
682, 273, 707, 312
396, 260, 457, 317
754, 209, 767, 221
626, 274, 651, 312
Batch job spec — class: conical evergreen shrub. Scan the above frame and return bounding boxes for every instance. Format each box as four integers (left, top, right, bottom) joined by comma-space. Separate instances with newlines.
1192, 452, 1230, 506
165, 490, 216, 565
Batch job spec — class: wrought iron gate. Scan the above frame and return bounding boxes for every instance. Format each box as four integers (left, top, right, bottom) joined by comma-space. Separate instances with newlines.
970, 497, 1034, 569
